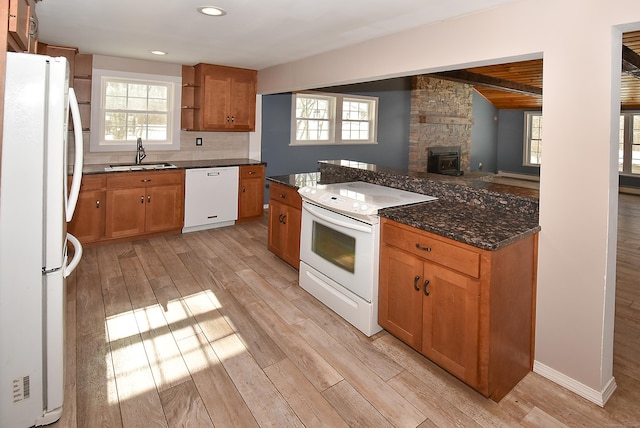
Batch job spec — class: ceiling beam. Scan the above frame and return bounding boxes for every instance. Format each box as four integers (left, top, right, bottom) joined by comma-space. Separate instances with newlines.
431, 70, 542, 97
622, 44, 640, 78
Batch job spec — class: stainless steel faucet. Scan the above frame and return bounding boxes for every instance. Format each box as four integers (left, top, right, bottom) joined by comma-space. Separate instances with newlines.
135, 137, 146, 165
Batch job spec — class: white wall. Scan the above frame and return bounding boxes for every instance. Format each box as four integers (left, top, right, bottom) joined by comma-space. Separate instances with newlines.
257, 0, 640, 405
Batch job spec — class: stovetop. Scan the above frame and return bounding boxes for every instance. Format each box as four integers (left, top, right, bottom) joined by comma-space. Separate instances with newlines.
298, 181, 437, 221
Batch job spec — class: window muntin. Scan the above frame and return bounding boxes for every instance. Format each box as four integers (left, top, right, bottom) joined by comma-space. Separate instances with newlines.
523, 112, 542, 166
291, 92, 377, 145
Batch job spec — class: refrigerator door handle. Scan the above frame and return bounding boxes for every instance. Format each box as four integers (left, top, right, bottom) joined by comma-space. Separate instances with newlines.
64, 233, 83, 278
66, 87, 84, 222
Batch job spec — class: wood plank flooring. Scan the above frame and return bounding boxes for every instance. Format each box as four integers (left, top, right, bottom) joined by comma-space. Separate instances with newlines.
52, 195, 640, 427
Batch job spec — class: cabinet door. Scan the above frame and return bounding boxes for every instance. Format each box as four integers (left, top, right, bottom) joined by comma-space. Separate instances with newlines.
200, 66, 230, 130
105, 187, 146, 238
378, 245, 424, 350
238, 176, 264, 220
145, 184, 184, 233
7, 0, 32, 52
421, 261, 480, 385
228, 68, 257, 131
67, 189, 105, 244
281, 204, 301, 269
268, 199, 286, 256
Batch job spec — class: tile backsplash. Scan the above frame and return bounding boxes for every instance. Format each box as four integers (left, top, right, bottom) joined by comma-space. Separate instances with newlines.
71, 130, 250, 165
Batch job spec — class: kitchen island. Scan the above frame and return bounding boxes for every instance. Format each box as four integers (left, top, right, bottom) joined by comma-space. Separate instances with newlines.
268, 159, 539, 402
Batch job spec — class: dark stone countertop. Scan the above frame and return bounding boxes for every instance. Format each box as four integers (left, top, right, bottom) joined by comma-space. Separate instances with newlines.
80, 158, 265, 175
267, 161, 540, 251
379, 200, 539, 251
267, 172, 322, 189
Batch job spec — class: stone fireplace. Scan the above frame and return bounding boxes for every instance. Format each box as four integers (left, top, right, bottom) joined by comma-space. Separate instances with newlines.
409, 76, 473, 173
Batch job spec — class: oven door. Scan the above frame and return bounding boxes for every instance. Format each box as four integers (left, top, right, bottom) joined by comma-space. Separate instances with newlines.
300, 201, 378, 302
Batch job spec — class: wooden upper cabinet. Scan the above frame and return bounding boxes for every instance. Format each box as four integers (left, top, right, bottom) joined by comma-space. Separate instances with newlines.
7, 0, 36, 53
189, 63, 257, 131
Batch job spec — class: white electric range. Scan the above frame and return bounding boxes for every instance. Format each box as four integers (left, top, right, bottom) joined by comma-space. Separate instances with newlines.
298, 181, 437, 336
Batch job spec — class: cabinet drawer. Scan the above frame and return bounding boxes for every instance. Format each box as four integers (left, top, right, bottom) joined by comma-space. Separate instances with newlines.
106, 170, 184, 189
269, 182, 301, 209
382, 221, 480, 278
239, 164, 264, 179
78, 174, 106, 191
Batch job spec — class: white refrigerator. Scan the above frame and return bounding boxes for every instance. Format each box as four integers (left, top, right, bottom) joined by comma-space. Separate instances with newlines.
0, 52, 84, 427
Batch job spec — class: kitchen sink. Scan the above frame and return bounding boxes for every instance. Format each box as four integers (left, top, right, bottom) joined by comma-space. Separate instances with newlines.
105, 162, 177, 172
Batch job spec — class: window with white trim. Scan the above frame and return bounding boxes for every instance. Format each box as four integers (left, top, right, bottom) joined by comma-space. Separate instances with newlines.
523, 111, 543, 166
103, 78, 169, 141
291, 92, 378, 145
90, 69, 181, 152
619, 112, 640, 174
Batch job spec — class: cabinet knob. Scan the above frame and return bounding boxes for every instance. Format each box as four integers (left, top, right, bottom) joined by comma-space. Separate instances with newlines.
415, 243, 432, 252
141, 196, 144, 204
414, 275, 421, 291
248, 171, 255, 175
96, 200, 100, 208
243, 186, 246, 193
141, 179, 152, 183
424, 280, 430, 296
231, 116, 235, 123
148, 195, 151, 203
279, 194, 287, 199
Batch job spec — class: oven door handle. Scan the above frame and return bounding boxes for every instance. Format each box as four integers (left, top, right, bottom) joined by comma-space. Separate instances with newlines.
303, 202, 373, 234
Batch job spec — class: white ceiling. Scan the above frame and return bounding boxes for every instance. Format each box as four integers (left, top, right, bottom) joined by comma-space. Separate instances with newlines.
36, 0, 521, 70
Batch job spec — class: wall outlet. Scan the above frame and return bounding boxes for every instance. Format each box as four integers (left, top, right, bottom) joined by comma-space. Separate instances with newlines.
196, 137, 203, 146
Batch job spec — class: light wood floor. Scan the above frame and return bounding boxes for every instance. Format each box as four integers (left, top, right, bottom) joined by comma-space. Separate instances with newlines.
52, 195, 640, 427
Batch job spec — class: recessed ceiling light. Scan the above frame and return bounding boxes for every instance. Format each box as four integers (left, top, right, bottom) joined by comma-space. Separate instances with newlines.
150, 50, 168, 56
197, 6, 226, 16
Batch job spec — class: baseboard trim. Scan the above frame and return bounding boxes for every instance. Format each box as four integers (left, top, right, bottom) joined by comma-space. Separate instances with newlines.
533, 361, 617, 407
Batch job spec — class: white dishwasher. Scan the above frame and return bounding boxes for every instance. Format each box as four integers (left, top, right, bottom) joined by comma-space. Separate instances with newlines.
183, 166, 239, 232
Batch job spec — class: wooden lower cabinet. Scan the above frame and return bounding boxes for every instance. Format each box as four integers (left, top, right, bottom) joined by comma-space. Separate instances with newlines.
105, 170, 184, 240
67, 174, 106, 244
69, 170, 184, 245
267, 182, 301, 269
237, 164, 265, 222
378, 217, 537, 402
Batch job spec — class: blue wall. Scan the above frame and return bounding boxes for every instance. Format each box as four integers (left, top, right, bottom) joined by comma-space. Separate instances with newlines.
261, 80, 543, 200
261, 78, 413, 180
496, 110, 541, 176
470, 91, 498, 173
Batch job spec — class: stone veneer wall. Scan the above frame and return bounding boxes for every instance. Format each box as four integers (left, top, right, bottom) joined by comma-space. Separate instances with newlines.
409, 76, 473, 173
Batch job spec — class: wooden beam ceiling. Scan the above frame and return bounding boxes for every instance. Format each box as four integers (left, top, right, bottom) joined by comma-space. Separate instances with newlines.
425, 30, 640, 110
432, 70, 542, 97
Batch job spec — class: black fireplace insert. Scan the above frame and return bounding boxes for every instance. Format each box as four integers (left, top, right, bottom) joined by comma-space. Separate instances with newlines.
428, 146, 463, 176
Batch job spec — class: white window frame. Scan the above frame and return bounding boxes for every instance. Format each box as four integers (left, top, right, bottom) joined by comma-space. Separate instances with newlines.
523, 111, 543, 167
290, 91, 378, 146
619, 111, 640, 175
90, 68, 181, 152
